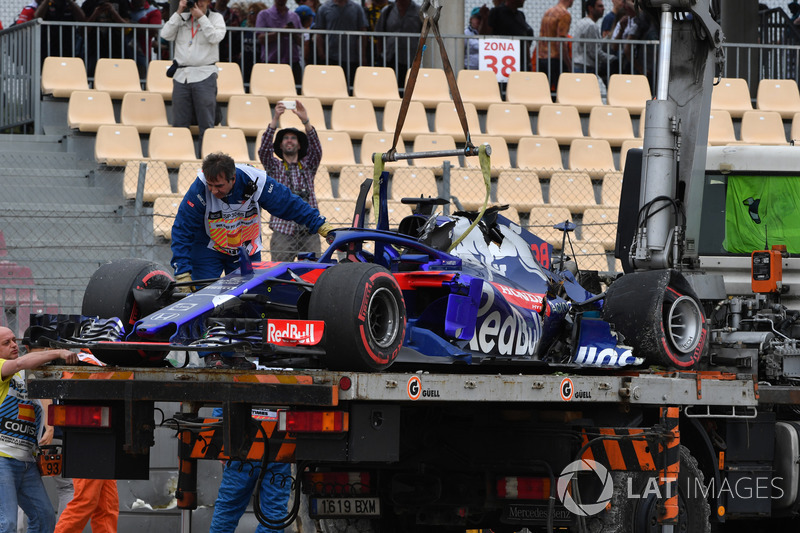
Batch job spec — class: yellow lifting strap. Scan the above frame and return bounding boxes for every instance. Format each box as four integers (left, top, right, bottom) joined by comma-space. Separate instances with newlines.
447, 144, 491, 252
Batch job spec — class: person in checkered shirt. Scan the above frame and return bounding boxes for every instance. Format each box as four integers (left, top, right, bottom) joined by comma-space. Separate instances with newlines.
257, 100, 324, 261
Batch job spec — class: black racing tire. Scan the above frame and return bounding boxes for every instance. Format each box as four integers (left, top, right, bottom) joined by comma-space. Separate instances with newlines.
602, 269, 708, 369
308, 263, 406, 371
590, 446, 710, 533
82, 258, 174, 366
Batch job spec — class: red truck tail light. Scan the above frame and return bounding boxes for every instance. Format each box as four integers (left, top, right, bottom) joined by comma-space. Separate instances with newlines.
277, 410, 349, 433
496, 477, 552, 500
48, 405, 111, 428
303, 471, 371, 495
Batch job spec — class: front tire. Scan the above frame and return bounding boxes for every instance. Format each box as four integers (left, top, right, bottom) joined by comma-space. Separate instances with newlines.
308, 263, 406, 371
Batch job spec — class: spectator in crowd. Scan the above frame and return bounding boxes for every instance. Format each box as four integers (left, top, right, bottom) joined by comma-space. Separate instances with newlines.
315, 0, 369, 84
241, 2, 267, 84
256, 0, 303, 85
375, 0, 422, 87
464, 4, 489, 70
601, 0, 627, 38
160, 0, 226, 145
295, 5, 316, 67
81, 0, 134, 76
170, 152, 332, 368
17, 0, 87, 61
258, 101, 323, 261
365, 0, 388, 63
213, 0, 243, 63
538, 0, 573, 85
572, 0, 614, 77
298, 0, 320, 13
488, 0, 533, 71
0, 326, 77, 533
130, 0, 163, 74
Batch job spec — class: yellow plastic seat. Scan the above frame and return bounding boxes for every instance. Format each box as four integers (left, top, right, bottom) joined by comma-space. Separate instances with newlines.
456, 69, 502, 110
527, 206, 573, 248
146, 60, 174, 101
606, 74, 651, 115
215, 62, 245, 102
41, 56, 89, 98
93, 58, 142, 99
250, 63, 298, 99
434, 102, 482, 143
391, 167, 439, 201
516, 137, 564, 178
201, 127, 253, 163
353, 66, 400, 107
330, 98, 379, 140
407, 68, 451, 108
740, 110, 787, 145
465, 135, 511, 176
547, 171, 597, 214
579, 207, 618, 250
314, 166, 334, 200
302, 64, 349, 105
448, 168, 490, 211
756, 78, 800, 119
497, 170, 543, 212
360, 132, 408, 168
600, 172, 624, 207
177, 161, 203, 195
318, 131, 356, 172
711, 77, 753, 118
226, 95, 271, 137
555, 73, 604, 113
411, 134, 459, 175
317, 198, 358, 227
278, 97, 327, 131
708, 110, 738, 146
338, 166, 376, 206
536, 105, 584, 145
571, 243, 610, 271
588, 106, 635, 147
382, 100, 429, 139
148, 127, 198, 168
152, 195, 182, 240
95, 125, 143, 166
485, 103, 533, 143
505, 71, 553, 112
123, 160, 172, 202
121, 92, 169, 134
67, 90, 115, 132
568, 139, 616, 178
619, 139, 643, 171
790, 112, 800, 143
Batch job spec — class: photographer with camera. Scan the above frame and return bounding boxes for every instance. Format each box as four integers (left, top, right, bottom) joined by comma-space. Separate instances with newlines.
257, 100, 324, 261
159, 0, 226, 145
255, 0, 304, 85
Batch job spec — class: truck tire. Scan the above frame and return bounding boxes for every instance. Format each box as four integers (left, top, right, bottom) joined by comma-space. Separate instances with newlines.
591, 446, 710, 533
82, 258, 173, 366
308, 263, 406, 371
602, 269, 708, 369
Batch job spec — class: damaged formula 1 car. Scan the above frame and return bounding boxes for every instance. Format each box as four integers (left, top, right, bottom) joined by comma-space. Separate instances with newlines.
37, 176, 708, 372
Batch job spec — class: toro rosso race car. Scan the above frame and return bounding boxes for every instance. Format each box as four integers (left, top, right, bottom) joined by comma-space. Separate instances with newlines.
36, 177, 709, 372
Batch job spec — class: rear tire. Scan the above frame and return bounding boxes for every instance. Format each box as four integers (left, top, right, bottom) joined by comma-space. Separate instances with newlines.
82, 258, 173, 366
308, 263, 406, 371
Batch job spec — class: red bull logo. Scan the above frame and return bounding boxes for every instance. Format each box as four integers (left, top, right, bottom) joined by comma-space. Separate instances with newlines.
266, 320, 324, 346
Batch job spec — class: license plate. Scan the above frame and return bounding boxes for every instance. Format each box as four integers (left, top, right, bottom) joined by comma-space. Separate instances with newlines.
310, 497, 380, 517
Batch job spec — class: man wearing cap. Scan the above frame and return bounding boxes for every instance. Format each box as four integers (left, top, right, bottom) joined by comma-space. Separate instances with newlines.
257, 100, 324, 261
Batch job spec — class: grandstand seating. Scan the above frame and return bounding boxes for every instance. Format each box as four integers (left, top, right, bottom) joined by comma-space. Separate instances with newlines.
606, 74, 651, 115
411, 134, 459, 174
152, 196, 181, 240
711, 77, 753, 118
571, 243, 610, 271
360, 132, 408, 168
177, 161, 202, 195
95, 125, 143, 166
579, 207, 618, 249
215, 62, 246, 102
456, 70, 502, 110
485, 103, 533, 143
383, 100, 430, 139
382, 201, 413, 228
145, 60, 173, 101
516, 137, 564, 178
391, 167, 439, 201
568, 139, 616, 178
708, 110, 738, 145
536, 105, 584, 144
600, 172, 623, 207
318, 131, 357, 171
201, 127, 252, 162
527, 206, 573, 248
249, 63, 298, 99
619, 139, 643, 171
120, 92, 169, 134
94, 58, 142, 98
448, 168, 490, 210
407, 68, 451, 108
148, 127, 198, 168
556, 73, 604, 113
353, 66, 401, 106
317, 198, 358, 226
302, 65, 349, 105
588, 106, 635, 146
496, 170, 542, 212
278, 97, 326, 130
739, 110, 787, 144
338, 166, 376, 205
756, 78, 800, 119
226, 95, 272, 137
505, 71, 553, 111
466, 135, 511, 175
434, 102, 482, 143
547, 171, 597, 214
67, 90, 115, 132
330, 98, 379, 139
123, 160, 172, 202
791, 112, 800, 143
315, 166, 334, 200
41, 56, 89, 98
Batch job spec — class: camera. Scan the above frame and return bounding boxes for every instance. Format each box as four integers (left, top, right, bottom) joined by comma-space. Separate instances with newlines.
186, 0, 195, 9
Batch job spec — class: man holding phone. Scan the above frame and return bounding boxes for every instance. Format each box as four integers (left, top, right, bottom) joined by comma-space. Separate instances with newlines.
258, 100, 324, 261
256, 0, 303, 85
